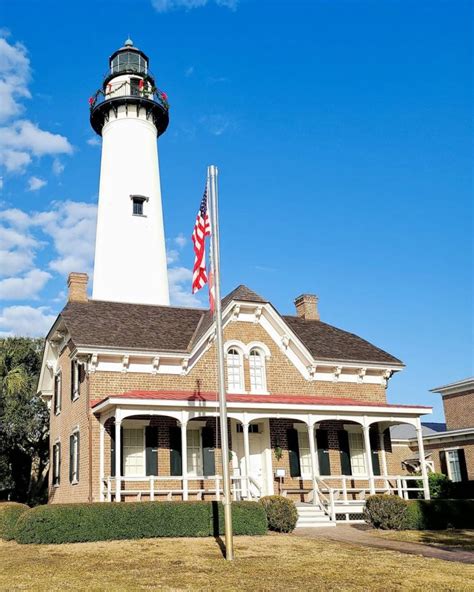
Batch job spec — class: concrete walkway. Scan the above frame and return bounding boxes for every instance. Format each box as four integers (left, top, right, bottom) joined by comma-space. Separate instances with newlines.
294, 525, 474, 564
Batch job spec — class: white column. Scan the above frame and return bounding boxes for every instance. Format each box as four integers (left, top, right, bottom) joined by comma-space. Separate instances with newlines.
180, 420, 188, 501
416, 419, 430, 500
115, 417, 122, 502
362, 424, 375, 495
379, 427, 389, 491
99, 418, 105, 502
307, 423, 318, 505
242, 422, 251, 498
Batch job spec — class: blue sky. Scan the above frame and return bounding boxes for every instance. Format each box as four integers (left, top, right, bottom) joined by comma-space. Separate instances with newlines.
0, 0, 472, 419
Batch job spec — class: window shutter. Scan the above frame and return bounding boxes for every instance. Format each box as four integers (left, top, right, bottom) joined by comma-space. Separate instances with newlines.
53, 444, 58, 485
369, 426, 381, 476
439, 450, 447, 476
69, 435, 74, 482
338, 430, 352, 476
57, 442, 61, 485
287, 428, 301, 478
202, 427, 215, 477
145, 426, 159, 476
169, 426, 182, 476
110, 428, 116, 477
76, 432, 80, 482
316, 429, 331, 476
457, 449, 468, 482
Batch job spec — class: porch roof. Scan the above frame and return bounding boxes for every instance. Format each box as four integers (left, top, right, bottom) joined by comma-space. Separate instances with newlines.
91, 389, 431, 413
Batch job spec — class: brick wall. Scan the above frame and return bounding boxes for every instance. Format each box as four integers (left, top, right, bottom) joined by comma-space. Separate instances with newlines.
442, 390, 474, 431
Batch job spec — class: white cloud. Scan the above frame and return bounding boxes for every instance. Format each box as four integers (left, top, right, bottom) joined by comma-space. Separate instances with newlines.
185, 66, 194, 77
174, 233, 187, 248
0, 305, 56, 336
0, 35, 31, 122
1, 149, 31, 172
0, 224, 39, 249
52, 158, 64, 175
87, 136, 101, 146
0, 249, 33, 276
27, 176, 47, 191
0, 120, 72, 156
168, 266, 202, 307
0, 268, 51, 300
151, 0, 237, 11
0, 176, 3, 191
199, 114, 235, 136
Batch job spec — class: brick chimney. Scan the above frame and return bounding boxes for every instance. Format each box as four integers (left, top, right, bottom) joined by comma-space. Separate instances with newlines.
67, 273, 89, 303
294, 293, 319, 320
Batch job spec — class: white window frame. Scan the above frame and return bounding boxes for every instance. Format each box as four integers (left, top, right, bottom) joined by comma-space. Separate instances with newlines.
122, 422, 147, 478
53, 439, 61, 487
70, 429, 80, 485
345, 425, 367, 476
54, 371, 62, 415
249, 348, 267, 393
187, 426, 204, 477
444, 447, 462, 483
226, 347, 245, 393
71, 360, 80, 401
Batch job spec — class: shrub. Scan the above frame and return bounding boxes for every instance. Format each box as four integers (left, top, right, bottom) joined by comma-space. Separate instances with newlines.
363, 495, 410, 530
416, 473, 452, 499
0, 502, 29, 540
14, 501, 267, 544
406, 499, 474, 530
259, 495, 298, 533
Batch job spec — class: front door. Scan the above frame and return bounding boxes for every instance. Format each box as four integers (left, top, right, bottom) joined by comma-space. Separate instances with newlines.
232, 421, 269, 498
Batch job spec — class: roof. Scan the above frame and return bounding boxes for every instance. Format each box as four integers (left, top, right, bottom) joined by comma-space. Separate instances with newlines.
91, 389, 431, 410
390, 422, 446, 440
430, 377, 474, 396
56, 284, 402, 365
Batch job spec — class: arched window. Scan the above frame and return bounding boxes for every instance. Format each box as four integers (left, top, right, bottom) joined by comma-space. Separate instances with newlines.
226, 348, 243, 392
249, 349, 266, 392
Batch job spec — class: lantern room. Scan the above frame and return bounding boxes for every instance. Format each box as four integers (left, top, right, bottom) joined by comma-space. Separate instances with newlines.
109, 38, 148, 76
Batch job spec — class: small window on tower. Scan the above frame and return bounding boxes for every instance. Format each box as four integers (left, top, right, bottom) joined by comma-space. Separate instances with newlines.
131, 195, 147, 216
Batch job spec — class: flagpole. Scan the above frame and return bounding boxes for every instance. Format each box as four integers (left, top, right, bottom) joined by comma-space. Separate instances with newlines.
208, 164, 234, 561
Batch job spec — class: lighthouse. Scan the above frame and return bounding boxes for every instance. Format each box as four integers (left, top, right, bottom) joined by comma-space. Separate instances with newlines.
90, 39, 170, 306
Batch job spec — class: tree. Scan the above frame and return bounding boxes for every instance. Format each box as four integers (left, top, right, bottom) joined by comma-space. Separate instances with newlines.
0, 337, 48, 505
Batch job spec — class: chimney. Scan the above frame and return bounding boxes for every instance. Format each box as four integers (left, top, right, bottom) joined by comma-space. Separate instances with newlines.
68, 273, 89, 303
294, 293, 319, 320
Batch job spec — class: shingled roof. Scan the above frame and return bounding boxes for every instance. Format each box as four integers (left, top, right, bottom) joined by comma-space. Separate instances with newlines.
55, 284, 402, 365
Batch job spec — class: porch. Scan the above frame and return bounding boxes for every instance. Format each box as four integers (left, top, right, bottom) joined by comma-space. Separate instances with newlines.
93, 392, 431, 523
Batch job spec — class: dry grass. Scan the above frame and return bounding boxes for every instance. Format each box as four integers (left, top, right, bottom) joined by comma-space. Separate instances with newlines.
1, 533, 474, 591
376, 529, 474, 551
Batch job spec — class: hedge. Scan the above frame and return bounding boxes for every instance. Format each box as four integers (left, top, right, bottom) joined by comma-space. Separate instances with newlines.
15, 501, 267, 544
406, 499, 474, 530
0, 502, 29, 540
363, 495, 410, 530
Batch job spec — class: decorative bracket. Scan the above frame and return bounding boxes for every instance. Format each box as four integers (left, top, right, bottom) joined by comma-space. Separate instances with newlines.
281, 335, 290, 350
152, 356, 160, 374
233, 304, 241, 320
89, 354, 98, 374
181, 358, 189, 375
122, 355, 129, 373
358, 367, 367, 383
382, 369, 392, 386
254, 306, 263, 323
333, 366, 342, 381
307, 365, 317, 379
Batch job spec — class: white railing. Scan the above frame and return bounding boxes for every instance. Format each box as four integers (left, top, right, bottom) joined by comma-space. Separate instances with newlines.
312, 475, 426, 522
103, 474, 258, 502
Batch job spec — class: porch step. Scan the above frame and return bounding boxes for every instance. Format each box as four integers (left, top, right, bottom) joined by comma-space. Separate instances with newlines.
295, 504, 336, 528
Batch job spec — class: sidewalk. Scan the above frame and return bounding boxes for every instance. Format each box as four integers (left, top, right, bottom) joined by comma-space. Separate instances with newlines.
294, 525, 474, 564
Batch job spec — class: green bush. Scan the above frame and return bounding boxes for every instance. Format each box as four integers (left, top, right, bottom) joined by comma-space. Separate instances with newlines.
259, 495, 298, 533
416, 472, 452, 499
363, 495, 410, 530
0, 502, 29, 540
15, 501, 267, 544
406, 499, 474, 530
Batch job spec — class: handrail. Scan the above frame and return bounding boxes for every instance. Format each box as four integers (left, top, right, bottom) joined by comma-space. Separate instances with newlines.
90, 78, 169, 111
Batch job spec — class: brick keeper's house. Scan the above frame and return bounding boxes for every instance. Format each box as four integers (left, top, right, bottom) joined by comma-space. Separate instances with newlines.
37, 39, 433, 526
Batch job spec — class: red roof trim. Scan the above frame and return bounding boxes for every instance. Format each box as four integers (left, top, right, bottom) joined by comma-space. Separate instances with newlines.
91, 389, 431, 410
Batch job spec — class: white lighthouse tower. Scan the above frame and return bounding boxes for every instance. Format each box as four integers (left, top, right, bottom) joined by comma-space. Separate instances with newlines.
90, 38, 170, 305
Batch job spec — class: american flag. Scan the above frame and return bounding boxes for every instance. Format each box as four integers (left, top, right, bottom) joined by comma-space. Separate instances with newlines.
192, 187, 211, 294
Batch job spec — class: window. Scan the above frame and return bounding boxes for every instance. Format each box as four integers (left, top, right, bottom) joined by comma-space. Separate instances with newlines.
69, 431, 80, 484
297, 430, 312, 478
54, 372, 61, 415
130, 77, 141, 96
53, 442, 61, 486
226, 348, 243, 392
71, 360, 80, 401
110, 51, 147, 75
348, 431, 367, 476
131, 195, 147, 216
123, 428, 145, 477
249, 349, 266, 392
446, 450, 462, 483
236, 424, 261, 434
187, 428, 203, 477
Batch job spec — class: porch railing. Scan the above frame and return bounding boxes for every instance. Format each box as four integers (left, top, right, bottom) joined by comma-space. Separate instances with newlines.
103, 473, 261, 502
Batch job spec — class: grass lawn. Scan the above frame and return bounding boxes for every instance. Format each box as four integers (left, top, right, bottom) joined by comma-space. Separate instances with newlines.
1, 534, 474, 591
375, 529, 474, 551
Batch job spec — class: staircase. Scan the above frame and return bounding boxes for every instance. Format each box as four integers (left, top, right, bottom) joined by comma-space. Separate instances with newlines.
295, 503, 336, 528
